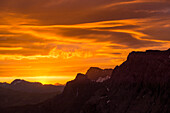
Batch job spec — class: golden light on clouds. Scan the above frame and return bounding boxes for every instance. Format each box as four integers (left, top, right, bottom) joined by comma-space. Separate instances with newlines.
0, 0, 170, 84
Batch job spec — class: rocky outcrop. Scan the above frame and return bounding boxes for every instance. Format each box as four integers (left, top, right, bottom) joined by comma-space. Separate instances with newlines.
111, 49, 170, 84
86, 67, 113, 81
82, 49, 170, 113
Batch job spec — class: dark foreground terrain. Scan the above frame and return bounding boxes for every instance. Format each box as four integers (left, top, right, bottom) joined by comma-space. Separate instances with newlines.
1, 49, 169, 113
0, 79, 64, 108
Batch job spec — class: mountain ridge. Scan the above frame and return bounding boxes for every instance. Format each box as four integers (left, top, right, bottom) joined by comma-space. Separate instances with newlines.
1, 48, 169, 113
0, 79, 64, 93
86, 67, 113, 81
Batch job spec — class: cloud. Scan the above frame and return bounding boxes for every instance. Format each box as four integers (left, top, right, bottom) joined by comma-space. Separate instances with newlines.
0, 16, 168, 57
0, 0, 169, 83
0, 0, 169, 25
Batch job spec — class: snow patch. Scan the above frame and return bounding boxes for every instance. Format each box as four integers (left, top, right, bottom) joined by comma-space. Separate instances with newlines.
96, 76, 110, 83
107, 100, 110, 104
13, 81, 22, 85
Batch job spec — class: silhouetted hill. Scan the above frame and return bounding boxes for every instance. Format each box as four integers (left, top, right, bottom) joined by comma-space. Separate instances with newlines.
0, 79, 64, 108
0, 79, 64, 93
1, 49, 169, 113
0, 87, 58, 108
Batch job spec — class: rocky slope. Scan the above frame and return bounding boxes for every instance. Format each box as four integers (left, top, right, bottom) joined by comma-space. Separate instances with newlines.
82, 49, 170, 113
1, 49, 170, 113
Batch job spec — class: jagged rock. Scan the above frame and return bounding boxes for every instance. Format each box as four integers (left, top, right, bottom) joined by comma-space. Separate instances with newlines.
86, 67, 113, 81
82, 49, 170, 113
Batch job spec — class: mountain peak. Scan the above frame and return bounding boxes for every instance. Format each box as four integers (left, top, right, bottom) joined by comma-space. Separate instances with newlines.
0, 79, 65, 93
86, 67, 113, 81
88, 67, 102, 70
54, 83, 63, 86
1, 49, 169, 113
128, 49, 170, 59
112, 48, 170, 84
11, 79, 42, 86
75, 73, 87, 80
11, 79, 26, 85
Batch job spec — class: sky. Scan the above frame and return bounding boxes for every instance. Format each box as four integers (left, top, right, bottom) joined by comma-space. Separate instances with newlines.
0, 0, 170, 84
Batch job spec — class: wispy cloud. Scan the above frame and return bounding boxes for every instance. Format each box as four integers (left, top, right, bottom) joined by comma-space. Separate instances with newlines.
0, 0, 169, 84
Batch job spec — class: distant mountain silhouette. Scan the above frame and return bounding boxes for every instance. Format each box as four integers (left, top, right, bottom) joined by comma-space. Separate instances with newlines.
0, 79, 64, 93
54, 83, 63, 86
1, 49, 169, 113
0, 79, 65, 108
0, 87, 59, 108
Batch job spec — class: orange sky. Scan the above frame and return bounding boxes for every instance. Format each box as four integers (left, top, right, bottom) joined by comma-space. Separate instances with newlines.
0, 0, 170, 84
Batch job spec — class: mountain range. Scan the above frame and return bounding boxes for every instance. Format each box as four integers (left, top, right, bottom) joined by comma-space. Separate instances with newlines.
1, 49, 169, 113
0, 79, 64, 93
0, 79, 64, 108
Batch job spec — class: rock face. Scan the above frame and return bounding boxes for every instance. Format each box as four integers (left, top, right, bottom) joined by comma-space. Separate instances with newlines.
82, 49, 170, 113
86, 67, 113, 81
110, 49, 170, 84
1, 49, 170, 113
